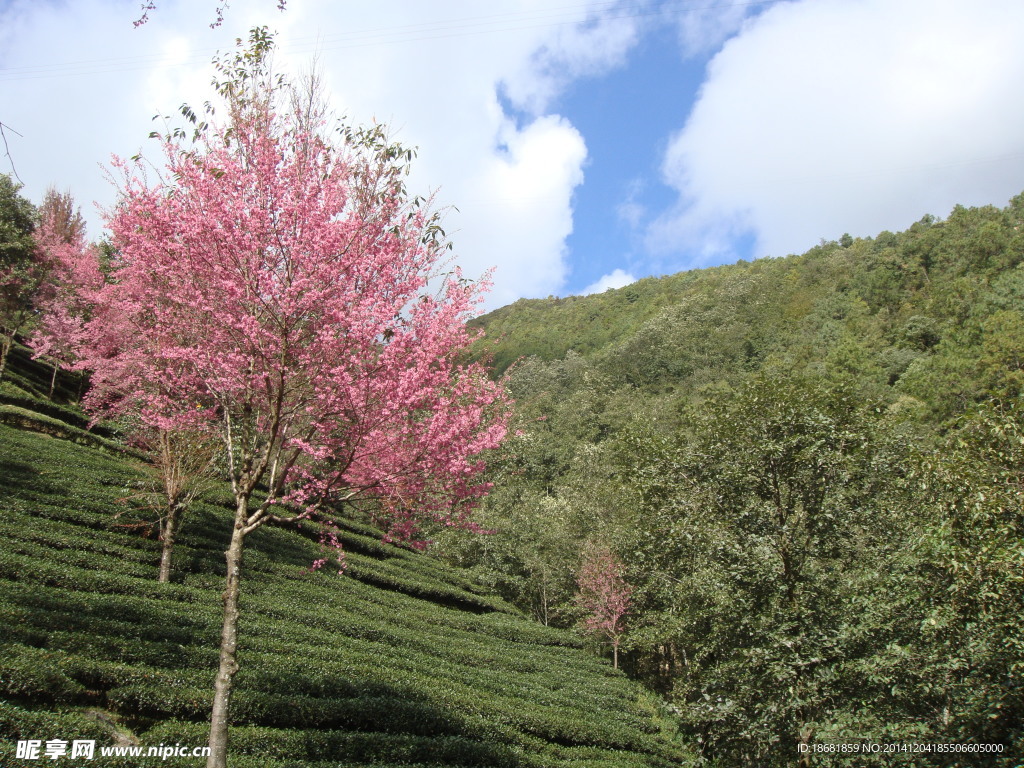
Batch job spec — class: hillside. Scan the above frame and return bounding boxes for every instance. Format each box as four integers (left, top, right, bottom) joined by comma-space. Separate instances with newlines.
448, 195, 1024, 766
0, 361, 688, 768
471, 196, 1024, 408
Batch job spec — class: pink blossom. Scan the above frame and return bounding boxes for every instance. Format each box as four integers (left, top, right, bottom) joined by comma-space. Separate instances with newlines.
576, 546, 633, 669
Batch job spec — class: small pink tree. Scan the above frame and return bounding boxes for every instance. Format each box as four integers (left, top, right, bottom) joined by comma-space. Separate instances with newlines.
83, 31, 509, 768
31, 204, 222, 584
576, 545, 633, 670
28, 195, 103, 396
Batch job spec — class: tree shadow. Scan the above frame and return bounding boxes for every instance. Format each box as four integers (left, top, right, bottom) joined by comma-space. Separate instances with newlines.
0, 457, 60, 496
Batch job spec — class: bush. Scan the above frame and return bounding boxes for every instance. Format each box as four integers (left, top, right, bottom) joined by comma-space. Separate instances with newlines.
0, 647, 90, 705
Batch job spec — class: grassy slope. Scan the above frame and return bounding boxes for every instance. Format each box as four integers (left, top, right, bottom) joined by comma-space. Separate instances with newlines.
0, 371, 686, 767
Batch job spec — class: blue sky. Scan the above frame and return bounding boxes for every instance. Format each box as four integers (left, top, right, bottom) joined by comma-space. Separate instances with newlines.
547, 18, 708, 294
2, 0, 1024, 309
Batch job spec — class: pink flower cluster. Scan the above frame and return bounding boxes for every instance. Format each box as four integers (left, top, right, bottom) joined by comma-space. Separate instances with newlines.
67, 101, 510, 542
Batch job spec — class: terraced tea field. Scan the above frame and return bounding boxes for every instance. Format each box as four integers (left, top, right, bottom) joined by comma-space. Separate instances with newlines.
0, 360, 687, 767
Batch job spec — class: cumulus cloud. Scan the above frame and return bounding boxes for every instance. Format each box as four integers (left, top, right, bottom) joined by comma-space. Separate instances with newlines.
651, 0, 1024, 264
581, 268, 636, 295
0, 0, 639, 309
457, 115, 586, 307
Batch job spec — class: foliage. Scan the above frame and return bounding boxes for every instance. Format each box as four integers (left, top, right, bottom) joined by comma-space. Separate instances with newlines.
0, 173, 35, 267
472, 194, 1024, 416
902, 399, 1024, 753
0, 415, 689, 767
616, 374, 913, 763
450, 191, 1024, 765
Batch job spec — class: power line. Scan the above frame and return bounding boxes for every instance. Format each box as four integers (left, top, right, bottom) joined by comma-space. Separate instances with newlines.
0, 1, 777, 83
0, 121, 23, 183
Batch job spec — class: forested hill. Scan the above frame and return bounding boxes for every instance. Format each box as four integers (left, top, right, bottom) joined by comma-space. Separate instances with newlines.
471, 194, 1024, 420
442, 193, 1024, 766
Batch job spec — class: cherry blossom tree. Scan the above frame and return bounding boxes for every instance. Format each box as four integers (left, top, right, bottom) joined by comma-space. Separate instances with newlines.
28, 190, 102, 397
576, 545, 633, 670
31, 197, 221, 584
83, 31, 509, 768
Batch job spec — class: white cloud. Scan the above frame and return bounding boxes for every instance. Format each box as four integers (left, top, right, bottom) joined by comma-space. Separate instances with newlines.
456, 114, 586, 308
581, 268, 636, 295
0, 0, 639, 309
501, 2, 642, 114
651, 0, 1024, 264
674, 0, 753, 59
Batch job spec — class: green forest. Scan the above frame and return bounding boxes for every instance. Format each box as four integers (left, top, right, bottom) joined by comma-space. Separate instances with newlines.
2, 173, 1023, 766
438, 194, 1024, 765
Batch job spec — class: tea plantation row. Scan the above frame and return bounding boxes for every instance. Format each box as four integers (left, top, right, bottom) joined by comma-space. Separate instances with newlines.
0, 402, 690, 767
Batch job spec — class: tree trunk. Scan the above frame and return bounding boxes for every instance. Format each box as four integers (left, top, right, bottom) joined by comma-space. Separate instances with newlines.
207, 498, 248, 768
540, 571, 549, 627
0, 334, 11, 382
157, 502, 181, 584
48, 362, 58, 399
797, 726, 815, 767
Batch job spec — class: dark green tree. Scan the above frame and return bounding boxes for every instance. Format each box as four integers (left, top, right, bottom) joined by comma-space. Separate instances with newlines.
905, 399, 1024, 757
621, 373, 911, 765
0, 173, 38, 381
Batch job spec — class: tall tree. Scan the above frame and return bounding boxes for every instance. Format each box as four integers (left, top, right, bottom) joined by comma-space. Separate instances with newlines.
83, 30, 509, 768
29, 193, 216, 582
0, 173, 37, 382
620, 372, 909, 765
